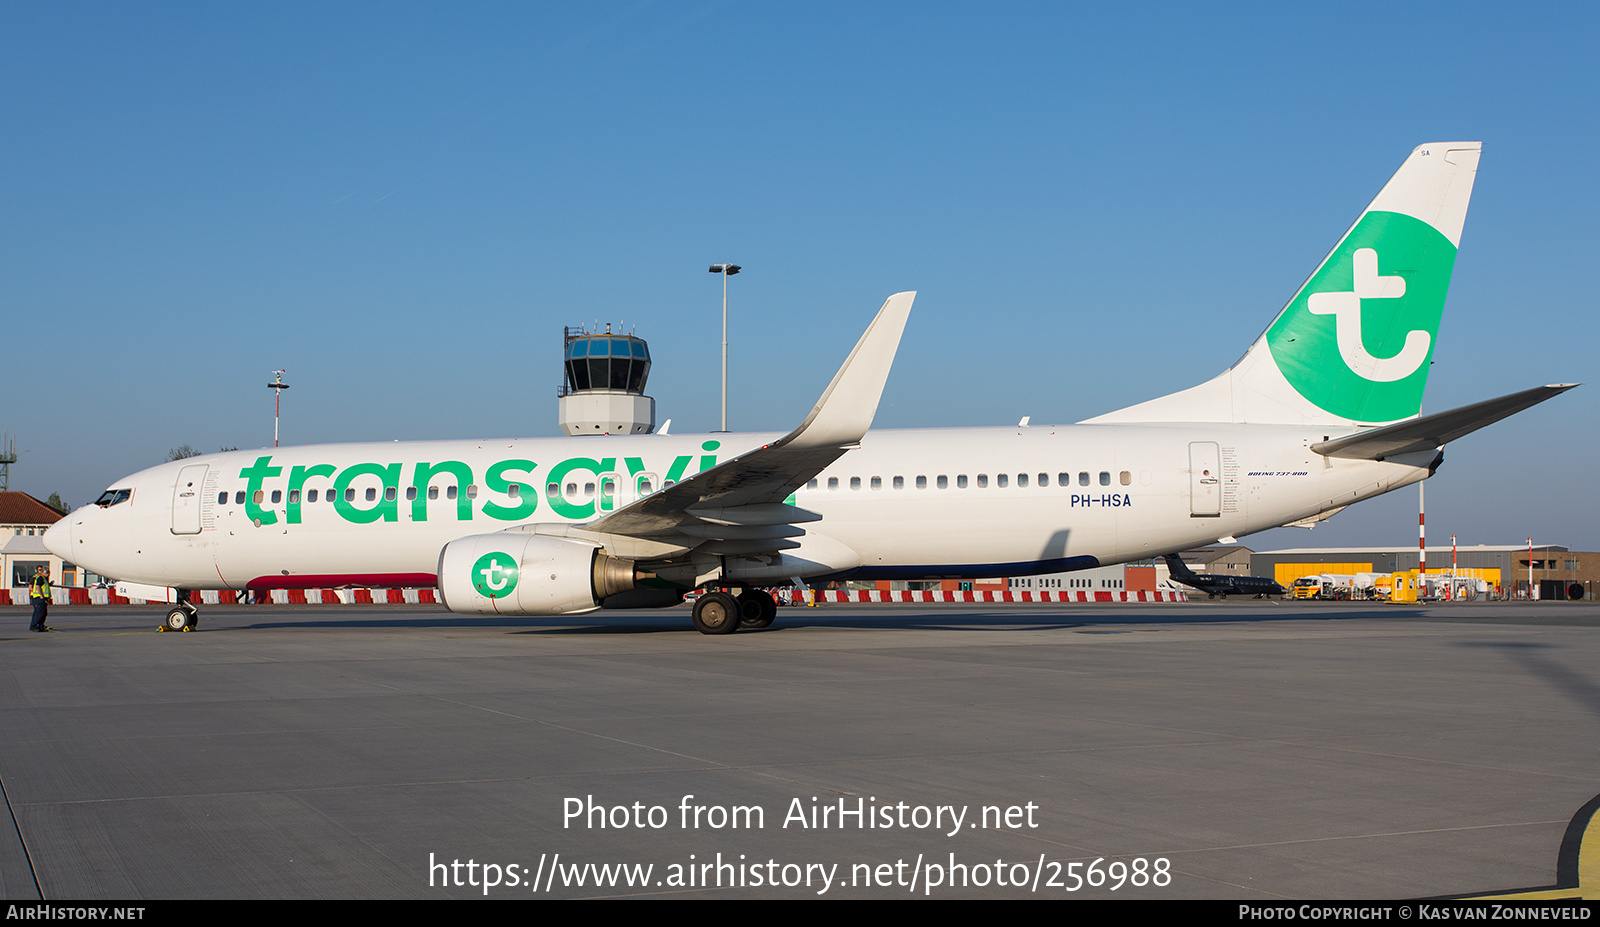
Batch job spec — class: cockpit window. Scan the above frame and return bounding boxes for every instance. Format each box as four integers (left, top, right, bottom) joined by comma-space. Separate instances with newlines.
95, 489, 131, 507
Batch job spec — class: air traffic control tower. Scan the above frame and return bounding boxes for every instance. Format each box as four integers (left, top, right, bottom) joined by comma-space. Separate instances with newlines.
558, 325, 656, 435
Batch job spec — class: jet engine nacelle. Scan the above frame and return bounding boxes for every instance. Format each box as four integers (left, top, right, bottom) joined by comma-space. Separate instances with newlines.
437, 533, 636, 616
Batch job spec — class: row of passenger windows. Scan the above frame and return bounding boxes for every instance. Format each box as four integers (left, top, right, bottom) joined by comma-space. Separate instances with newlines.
804, 471, 1132, 492
219, 478, 672, 507
222, 486, 473, 505
218, 469, 1128, 508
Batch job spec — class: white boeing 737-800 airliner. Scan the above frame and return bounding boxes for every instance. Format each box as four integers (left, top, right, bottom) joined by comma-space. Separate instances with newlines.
46, 142, 1574, 633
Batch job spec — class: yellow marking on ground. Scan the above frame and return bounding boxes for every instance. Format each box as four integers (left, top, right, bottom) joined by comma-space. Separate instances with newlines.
1463, 796, 1597, 900
1581, 804, 1600, 900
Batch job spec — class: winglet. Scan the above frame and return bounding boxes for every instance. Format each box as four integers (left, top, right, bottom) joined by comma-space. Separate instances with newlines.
781, 291, 915, 449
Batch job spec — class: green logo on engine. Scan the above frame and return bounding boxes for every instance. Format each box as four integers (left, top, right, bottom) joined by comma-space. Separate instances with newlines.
1266, 210, 1457, 423
472, 552, 519, 598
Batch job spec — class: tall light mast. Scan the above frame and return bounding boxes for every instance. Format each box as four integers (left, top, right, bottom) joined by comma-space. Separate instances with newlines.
268, 370, 289, 447
708, 263, 741, 432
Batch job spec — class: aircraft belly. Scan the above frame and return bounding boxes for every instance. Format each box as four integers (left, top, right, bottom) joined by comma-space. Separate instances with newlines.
213, 518, 455, 588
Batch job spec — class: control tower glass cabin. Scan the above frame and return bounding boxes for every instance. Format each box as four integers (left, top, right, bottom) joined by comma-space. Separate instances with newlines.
558, 330, 657, 435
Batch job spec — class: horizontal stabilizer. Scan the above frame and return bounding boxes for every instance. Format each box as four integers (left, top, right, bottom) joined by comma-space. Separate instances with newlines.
1312, 384, 1577, 460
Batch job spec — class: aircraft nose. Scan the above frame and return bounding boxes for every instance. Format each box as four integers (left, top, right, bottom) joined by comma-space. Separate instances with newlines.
43, 516, 73, 560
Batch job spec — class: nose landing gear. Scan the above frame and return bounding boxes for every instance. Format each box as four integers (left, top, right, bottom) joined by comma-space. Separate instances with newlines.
159, 592, 199, 632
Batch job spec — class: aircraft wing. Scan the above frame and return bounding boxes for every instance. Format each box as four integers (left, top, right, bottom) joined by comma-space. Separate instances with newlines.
581, 291, 915, 553
1312, 384, 1577, 461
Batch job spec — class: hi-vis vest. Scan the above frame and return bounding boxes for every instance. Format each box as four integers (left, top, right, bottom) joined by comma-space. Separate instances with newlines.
29, 575, 50, 599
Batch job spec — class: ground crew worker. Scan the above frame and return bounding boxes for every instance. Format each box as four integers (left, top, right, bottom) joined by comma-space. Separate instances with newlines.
29, 565, 52, 632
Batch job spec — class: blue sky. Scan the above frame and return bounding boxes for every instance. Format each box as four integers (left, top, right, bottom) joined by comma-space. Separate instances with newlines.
3, 2, 1596, 551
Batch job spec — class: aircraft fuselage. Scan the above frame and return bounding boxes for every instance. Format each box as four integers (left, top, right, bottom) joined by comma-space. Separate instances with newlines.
53, 422, 1425, 591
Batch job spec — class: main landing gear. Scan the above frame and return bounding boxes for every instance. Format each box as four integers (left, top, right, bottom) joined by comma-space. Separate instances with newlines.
737, 589, 777, 630
690, 588, 778, 635
160, 591, 199, 632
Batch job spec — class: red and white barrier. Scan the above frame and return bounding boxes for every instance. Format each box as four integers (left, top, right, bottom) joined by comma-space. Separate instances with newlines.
785, 589, 1187, 604
9, 587, 440, 606
12, 586, 1177, 606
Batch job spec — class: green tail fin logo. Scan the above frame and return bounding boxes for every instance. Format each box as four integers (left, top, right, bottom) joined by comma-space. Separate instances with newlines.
1266, 210, 1457, 422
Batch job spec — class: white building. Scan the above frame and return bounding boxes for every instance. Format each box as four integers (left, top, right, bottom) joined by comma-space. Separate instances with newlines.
2, 492, 69, 588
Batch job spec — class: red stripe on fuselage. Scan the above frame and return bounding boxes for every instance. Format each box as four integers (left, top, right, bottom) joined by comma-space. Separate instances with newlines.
245, 573, 437, 590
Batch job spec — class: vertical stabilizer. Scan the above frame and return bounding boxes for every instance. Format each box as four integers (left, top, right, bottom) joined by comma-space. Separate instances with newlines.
1087, 142, 1481, 426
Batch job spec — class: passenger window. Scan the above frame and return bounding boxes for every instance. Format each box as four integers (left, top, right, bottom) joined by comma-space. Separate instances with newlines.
254, 490, 264, 504
915, 475, 927, 489
365, 487, 377, 502
1079, 472, 1090, 486
449, 485, 460, 500
546, 483, 559, 499
406, 487, 418, 501
217, 492, 227, 505
583, 483, 594, 497
936, 475, 948, 489
345, 488, 355, 502
850, 477, 861, 490
1099, 471, 1111, 486
1038, 472, 1047, 487
387, 487, 400, 502
827, 477, 839, 491
998, 474, 1008, 488
893, 476, 904, 490
977, 474, 988, 488
870, 476, 881, 490
467, 485, 478, 499
639, 478, 654, 495
1058, 473, 1070, 486
1018, 473, 1029, 488
806, 479, 818, 491
271, 490, 282, 504
308, 490, 318, 503
236, 491, 245, 505
1120, 471, 1131, 486
957, 474, 968, 488
288, 490, 299, 504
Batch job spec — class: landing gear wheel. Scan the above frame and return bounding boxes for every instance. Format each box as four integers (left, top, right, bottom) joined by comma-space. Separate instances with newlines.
162, 607, 197, 632
692, 591, 741, 635
160, 598, 199, 632
737, 590, 777, 630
